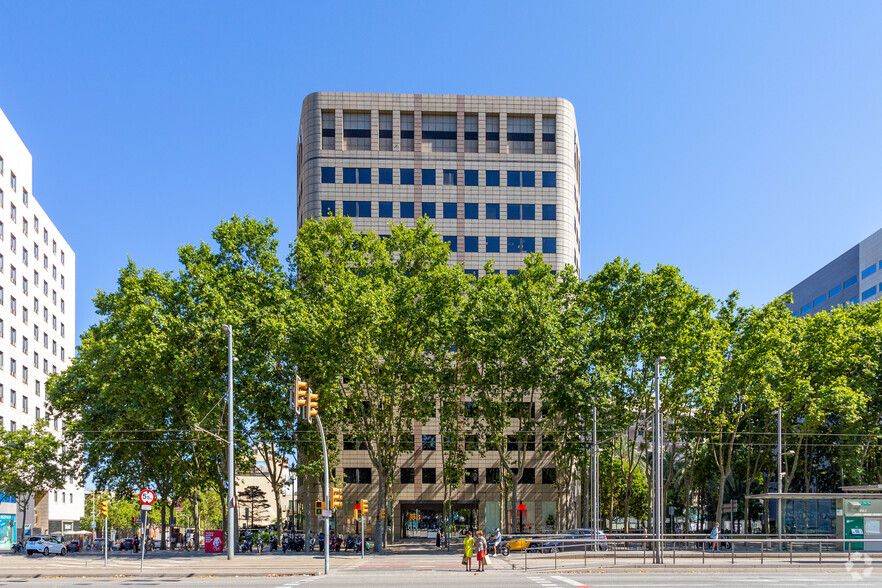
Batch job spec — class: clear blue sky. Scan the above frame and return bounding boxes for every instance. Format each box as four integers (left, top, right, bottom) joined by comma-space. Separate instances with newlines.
3, 1, 882, 338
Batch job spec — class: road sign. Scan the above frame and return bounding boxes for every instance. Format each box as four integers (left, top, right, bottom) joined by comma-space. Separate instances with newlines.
91, 520, 96, 528
322, 509, 332, 518
141, 505, 153, 511
139, 489, 156, 506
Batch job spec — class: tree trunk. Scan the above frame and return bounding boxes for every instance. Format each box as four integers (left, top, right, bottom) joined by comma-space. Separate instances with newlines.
373, 468, 387, 554
161, 500, 167, 550
581, 462, 589, 528
192, 489, 201, 550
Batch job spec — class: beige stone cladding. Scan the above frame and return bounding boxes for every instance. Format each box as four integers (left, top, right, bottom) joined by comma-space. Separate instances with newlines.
296, 93, 581, 537
297, 92, 581, 275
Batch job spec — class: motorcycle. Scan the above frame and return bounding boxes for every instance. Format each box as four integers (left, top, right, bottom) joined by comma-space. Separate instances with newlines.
270, 535, 278, 552
345, 535, 356, 551
330, 536, 342, 552
11, 541, 23, 554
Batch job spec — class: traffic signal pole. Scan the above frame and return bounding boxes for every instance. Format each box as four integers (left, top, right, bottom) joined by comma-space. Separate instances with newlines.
104, 516, 108, 567
315, 414, 330, 575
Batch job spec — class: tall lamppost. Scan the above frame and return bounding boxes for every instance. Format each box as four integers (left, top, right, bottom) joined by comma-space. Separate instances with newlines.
222, 324, 235, 560
653, 356, 666, 564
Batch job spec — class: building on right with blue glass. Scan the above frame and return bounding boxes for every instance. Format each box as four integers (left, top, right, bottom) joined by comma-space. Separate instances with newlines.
784, 227, 882, 317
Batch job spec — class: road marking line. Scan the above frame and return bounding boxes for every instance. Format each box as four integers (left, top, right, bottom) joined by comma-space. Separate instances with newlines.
551, 576, 590, 587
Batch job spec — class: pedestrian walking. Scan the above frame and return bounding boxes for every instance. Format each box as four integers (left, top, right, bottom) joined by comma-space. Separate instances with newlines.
711, 522, 720, 552
462, 530, 475, 571
436, 528, 443, 549
475, 530, 488, 572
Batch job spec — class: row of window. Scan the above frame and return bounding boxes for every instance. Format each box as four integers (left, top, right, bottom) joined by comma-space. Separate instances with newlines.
323, 111, 556, 155
0, 322, 64, 353
794, 264, 882, 316
341, 466, 557, 485
0, 288, 67, 327
0, 415, 61, 432
322, 200, 557, 221
345, 433, 551, 452
321, 167, 557, 188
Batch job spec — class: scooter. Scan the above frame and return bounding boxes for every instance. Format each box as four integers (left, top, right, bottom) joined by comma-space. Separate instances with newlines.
345, 535, 356, 551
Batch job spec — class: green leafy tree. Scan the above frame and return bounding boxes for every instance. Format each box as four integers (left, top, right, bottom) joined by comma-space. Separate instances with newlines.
290, 216, 466, 552
0, 421, 72, 541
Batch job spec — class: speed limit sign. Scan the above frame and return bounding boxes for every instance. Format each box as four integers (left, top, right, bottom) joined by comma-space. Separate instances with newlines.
139, 489, 156, 506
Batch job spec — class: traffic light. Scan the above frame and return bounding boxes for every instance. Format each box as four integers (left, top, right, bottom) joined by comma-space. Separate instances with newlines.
99, 500, 108, 518
360, 499, 369, 518
307, 390, 319, 422
131, 516, 137, 526
353, 502, 361, 516
380, 507, 386, 520
314, 500, 324, 516
330, 487, 343, 509
294, 376, 308, 411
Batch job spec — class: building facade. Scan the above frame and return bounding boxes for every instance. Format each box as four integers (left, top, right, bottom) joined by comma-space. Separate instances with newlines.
0, 107, 80, 546
784, 227, 882, 317
296, 92, 581, 537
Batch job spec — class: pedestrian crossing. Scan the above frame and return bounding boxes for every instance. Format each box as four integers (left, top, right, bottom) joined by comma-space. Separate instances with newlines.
527, 575, 590, 588
273, 575, 321, 588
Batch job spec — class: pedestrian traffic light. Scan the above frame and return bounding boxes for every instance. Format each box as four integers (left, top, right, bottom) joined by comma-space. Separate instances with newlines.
99, 500, 108, 518
353, 502, 361, 516
360, 499, 368, 518
331, 487, 343, 509
294, 376, 309, 411
307, 389, 319, 422
315, 500, 324, 516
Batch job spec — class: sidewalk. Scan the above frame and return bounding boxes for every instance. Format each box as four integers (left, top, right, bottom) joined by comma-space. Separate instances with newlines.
0, 551, 359, 578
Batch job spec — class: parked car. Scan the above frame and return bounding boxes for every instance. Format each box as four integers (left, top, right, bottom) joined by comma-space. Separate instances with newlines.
506, 536, 539, 551
66, 540, 82, 552
25, 536, 67, 556
116, 537, 135, 551
569, 528, 609, 551
540, 529, 609, 552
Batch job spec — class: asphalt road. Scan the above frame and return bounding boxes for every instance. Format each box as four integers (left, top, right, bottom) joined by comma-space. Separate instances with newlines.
1, 570, 881, 588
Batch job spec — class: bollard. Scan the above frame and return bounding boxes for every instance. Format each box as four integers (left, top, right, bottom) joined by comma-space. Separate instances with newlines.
524, 544, 528, 571
848, 540, 852, 562
819, 540, 822, 564
731, 538, 735, 565
673, 537, 676, 564
702, 538, 705, 565
584, 541, 587, 568
554, 544, 557, 570
789, 540, 792, 564
760, 540, 763, 565
613, 540, 617, 565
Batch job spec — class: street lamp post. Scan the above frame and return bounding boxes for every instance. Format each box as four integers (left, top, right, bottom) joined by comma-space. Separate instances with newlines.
653, 356, 666, 564
222, 324, 235, 560
592, 406, 599, 538
777, 408, 783, 551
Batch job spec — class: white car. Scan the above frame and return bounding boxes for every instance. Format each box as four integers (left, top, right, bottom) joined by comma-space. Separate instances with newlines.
26, 535, 67, 556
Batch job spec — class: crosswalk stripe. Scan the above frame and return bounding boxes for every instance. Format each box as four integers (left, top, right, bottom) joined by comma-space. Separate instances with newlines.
551, 576, 590, 587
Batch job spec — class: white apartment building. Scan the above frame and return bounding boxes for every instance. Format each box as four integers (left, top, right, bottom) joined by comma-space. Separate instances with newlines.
0, 106, 79, 546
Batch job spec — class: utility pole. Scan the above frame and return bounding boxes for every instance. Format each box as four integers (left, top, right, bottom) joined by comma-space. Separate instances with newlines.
592, 406, 599, 536
654, 356, 666, 564
777, 408, 782, 551
222, 324, 235, 560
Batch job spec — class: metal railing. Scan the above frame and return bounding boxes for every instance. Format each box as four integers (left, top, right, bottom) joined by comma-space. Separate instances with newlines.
490, 533, 882, 571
